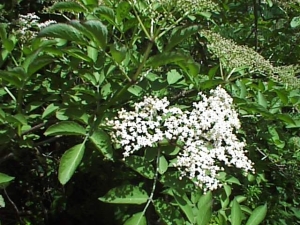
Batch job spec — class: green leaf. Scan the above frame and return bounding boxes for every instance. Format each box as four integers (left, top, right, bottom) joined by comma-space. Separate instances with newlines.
42, 103, 59, 119
196, 191, 212, 225
231, 198, 242, 225
0, 69, 23, 88
160, 171, 195, 192
158, 155, 168, 175
27, 55, 53, 76
116, 1, 131, 23
50, 1, 87, 13
291, 16, 300, 28
153, 198, 184, 225
63, 48, 93, 62
82, 20, 108, 49
0, 173, 15, 185
87, 44, 98, 62
45, 121, 86, 136
165, 25, 201, 51
276, 114, 295, 125
245, 204, 267, 225
147, 51, 191, 68
128, 85, 143, 96
124, 212, 146, 225
257, 91, 267, 108
58, 143, 85, 185
99, 184, 149, 204
0, 194, 4, 208
38, 23, 86, 43
125, 155, 155, 179
110, 44, 126, 63
89, 129, 114, 160
3, 39, 15, 52
173, 193, 194, 223
167, 69, 183, 85
94, 6, 115, 25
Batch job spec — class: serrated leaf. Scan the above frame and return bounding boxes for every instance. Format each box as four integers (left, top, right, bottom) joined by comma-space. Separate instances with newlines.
82, 20, 107, 49
45, 121, 86, 136
197, 191, 212, 225
94, 6, 115, 25
124, 212, 146, 225
231, 198, 242, 225
125, 155, 155, 179
165, 25, 201, 51
167, 69, 183, 85
99, 184, 148, 204
245, 204, 267, 225
38, 23, 86, 43
89, 129, 113, 160
63, 48, 93, 62
58, 143, 85, 185
50, 1, 87, 13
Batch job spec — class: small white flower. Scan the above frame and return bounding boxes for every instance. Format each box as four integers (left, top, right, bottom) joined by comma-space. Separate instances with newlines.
107, 86, 254, 191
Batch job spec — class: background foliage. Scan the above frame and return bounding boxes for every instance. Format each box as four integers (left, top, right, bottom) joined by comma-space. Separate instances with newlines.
0, 0, 299, 224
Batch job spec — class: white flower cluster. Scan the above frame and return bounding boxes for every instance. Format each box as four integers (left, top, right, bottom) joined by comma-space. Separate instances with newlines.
17, 13, 56, 41
107, 86, 254, 191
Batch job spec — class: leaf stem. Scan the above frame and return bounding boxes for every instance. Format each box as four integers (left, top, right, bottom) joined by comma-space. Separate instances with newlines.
137, 147, 161, 224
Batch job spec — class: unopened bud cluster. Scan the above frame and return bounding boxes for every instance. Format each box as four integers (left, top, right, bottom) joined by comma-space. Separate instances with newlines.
107, 86, 254, 191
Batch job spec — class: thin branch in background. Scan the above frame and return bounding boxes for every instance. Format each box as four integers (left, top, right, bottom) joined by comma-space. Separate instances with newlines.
0, 153, 14, 165
4, 188, 20, 222
253, 0, 259, 51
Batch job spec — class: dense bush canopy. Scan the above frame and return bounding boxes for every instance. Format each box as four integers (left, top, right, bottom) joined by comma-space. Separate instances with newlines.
0, 0, 299, 224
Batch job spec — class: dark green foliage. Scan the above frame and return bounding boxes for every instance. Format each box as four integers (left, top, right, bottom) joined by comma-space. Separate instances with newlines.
0, 0, 299, 224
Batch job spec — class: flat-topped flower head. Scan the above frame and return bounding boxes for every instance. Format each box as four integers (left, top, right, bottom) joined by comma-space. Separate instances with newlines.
107, 86, 254, 191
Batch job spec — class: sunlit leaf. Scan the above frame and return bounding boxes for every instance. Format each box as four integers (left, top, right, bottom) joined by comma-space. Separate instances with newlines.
89, 129, 114, 160
125, 155, 155, 179
245, 204, 267, 225
165, 25, 201, 51
196, 191, 212, 225
231, 198, 242, 225
45, 121, 86, 136
99, 184, 148, 204
38, 23, 86, 43
124, 212, 146, 225
50, 1, 87, 13
58, 143, 85, 185
153, 198, 184, 225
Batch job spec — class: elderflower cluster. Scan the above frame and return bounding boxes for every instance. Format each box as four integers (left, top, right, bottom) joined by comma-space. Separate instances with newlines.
107, 86, 254, 191
140, 0, 218, 23
17, 13, 56, 42
201, 30, 300, 88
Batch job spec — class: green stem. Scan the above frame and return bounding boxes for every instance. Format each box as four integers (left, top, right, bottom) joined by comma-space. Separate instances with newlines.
131, 1, 152, 40
97, 40, 154, 121
137, 147, 161, 224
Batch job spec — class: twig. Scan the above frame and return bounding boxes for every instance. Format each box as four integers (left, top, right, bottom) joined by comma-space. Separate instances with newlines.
0, 153, 14, 165
136, 148, 161, 224
4, 188, 20, 222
